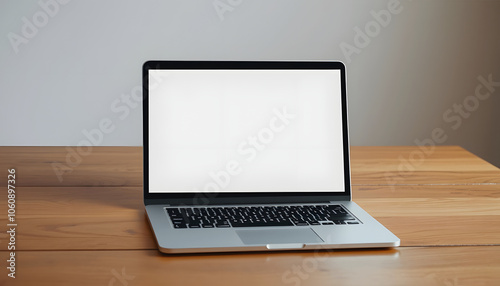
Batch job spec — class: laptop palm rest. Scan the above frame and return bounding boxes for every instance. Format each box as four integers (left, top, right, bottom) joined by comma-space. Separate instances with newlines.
236, 228, 324, 246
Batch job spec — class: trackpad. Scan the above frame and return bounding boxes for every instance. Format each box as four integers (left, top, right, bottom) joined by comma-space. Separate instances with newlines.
236, 228, 324, 245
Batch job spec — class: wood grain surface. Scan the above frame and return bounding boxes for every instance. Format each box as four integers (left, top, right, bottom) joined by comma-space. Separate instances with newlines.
1, 247, 500, 286
1, 146, 499, 285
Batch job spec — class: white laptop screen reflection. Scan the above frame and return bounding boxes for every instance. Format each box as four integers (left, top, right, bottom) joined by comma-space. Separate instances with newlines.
148, 70, 345, 193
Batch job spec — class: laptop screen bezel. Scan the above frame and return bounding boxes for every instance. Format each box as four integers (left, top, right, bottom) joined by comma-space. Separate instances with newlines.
143, 61, 351, 205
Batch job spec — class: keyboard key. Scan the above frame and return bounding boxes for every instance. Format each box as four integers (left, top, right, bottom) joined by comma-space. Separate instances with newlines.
328, 214, 355, 221
231, 220, 294, 227
294, 222, 309, 226
215, 223, 230, 228
173, 224, 187, 229
167, 208, 182, 217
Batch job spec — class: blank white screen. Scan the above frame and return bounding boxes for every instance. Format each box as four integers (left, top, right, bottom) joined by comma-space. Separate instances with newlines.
149, 69, 345, 193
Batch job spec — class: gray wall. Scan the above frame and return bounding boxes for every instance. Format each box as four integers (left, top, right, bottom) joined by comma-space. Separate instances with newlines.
1, 0, 500, 166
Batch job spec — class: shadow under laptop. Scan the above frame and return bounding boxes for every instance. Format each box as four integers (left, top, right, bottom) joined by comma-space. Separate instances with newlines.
152, 246, 399, 258
144, 247, 400, 285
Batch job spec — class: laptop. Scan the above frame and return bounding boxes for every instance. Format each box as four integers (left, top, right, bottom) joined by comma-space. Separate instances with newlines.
143, 60, 400, 254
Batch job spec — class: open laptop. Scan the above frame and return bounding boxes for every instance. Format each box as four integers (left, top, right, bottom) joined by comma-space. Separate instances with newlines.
143, 60, 400, 254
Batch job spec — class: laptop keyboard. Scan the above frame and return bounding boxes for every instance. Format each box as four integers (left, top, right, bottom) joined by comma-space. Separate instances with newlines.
166, 205, 360, 229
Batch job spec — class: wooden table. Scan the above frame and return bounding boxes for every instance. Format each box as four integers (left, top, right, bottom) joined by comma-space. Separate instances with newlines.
1, 146, 500, 285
